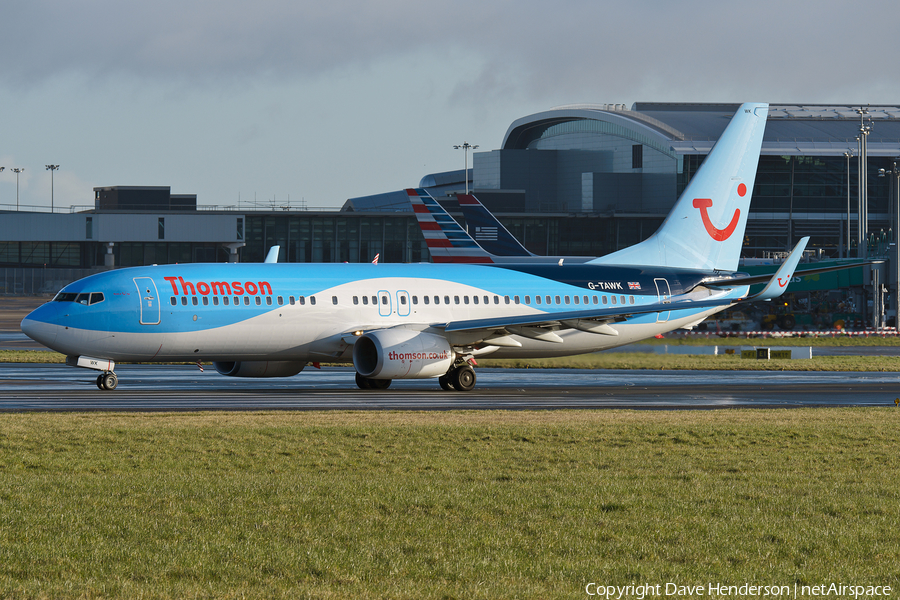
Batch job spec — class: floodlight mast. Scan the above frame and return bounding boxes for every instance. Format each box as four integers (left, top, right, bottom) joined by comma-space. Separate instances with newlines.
46, 165, 60, 212
453, 142, 478, 194
11, 168, 24, 211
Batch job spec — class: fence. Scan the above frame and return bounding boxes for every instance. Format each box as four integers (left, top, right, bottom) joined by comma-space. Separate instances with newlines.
0, 267, 105, 296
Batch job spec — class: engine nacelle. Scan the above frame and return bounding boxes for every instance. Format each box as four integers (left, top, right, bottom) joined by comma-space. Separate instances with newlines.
214, 361, 306, 378
353, 329, 454, 379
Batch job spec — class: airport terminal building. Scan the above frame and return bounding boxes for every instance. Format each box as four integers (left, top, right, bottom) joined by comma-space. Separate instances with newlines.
3, 103, 900, 294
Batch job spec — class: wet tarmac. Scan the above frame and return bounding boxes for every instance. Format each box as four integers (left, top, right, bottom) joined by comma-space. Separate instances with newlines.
2, 364, 898, 411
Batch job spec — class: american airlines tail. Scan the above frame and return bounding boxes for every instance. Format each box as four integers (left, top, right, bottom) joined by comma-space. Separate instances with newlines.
456, 194, 533, 257
589, 102, 769, 272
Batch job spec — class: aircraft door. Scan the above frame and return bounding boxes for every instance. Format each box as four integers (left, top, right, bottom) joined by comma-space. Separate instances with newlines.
397, 291, 410, 317
134, 277, 161, 325
654, 278, 671, 323
378, 289, 392, 317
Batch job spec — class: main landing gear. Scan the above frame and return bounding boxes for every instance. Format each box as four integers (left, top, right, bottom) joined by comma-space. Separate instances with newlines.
96, 371, 118, 391
355, 372, 392, 390
438, 363, 476, 392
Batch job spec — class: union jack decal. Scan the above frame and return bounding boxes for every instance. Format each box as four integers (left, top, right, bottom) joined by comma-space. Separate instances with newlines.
628, 282, 641, 290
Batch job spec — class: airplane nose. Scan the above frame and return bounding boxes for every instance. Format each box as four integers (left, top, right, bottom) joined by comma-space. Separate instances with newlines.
21, 305, 59, 349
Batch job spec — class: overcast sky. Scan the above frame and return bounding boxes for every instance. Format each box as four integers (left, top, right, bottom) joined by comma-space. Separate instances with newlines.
2, 0, 898, 211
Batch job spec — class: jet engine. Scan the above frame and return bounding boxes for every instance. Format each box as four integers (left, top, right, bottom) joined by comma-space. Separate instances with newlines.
214, 361, 306, 378
353, 329, 454, 379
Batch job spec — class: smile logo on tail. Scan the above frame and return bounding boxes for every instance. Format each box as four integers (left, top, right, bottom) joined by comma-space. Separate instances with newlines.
692, 183, 745, 241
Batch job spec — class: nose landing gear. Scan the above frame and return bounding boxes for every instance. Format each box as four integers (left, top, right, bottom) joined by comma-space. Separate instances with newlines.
96, 371, 118, 391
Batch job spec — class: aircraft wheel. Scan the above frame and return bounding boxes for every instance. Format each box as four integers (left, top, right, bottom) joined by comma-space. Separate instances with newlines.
438, 374, 455, 391
356, 372, 372, 390
96, 374, 105, 390
370, 378, 392, 390
450, 365, 476, 392
101, 372, 118, 391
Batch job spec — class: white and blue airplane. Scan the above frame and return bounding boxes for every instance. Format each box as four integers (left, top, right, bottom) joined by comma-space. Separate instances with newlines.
22, 103, 811, 392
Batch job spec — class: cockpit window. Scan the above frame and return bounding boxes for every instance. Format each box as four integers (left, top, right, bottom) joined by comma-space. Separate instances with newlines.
54, 291, 105, 305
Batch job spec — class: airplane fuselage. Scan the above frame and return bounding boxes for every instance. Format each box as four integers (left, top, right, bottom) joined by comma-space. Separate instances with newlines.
22, 261, 739, 364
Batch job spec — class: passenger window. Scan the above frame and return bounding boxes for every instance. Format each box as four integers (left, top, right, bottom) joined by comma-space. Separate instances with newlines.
545, 295, 550, 305
224, 297, 230, 306
289, 296, 295, 305
524, 296, 531, 305
255, 297, 261, 306
620, 295, 626, 305
611, 296, 617, 305
170, 297, 176, 306
381, 295, 388, 305
277, 296, 283, 305
423, 296, 429, 305
514, 295, 520, 304
192, 297, 199, 306
583, 295, 589, 304
630, 296, 635, 304
472, 296, 478, 305
436, 296, 441, 304
574, 296, 580, 305
372, 296, 377, 305
310, 296, 316, 305
564, 296, 570, 304
299, 296, 305, 305
266, 297, 273, 306
362, 296, 368, 305
202, 297, 209, 306
400, 296, 407, 305
181, 297, 187, 306
602, 296, 608, 305
454, 296, 460, 305
444, 296, 450, 305
244, 297, 250, 306
555, 295, 561, 304
353, 296, 359, 305
463, 296, 469, 305
333, 296, 338, 305
213, 297, 219, 306
412, 296, 418, 305
593, 296, 599, 304
503, 295, 509, 304
535, 296, 541, 305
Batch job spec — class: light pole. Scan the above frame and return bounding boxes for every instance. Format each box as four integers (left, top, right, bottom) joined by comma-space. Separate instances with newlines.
0, 167, 4, 207
844, 150, 852, 259
11, 168, 24, 211
879, 162, 900, 328
45, 165, 59, 212
453, 142, 478, 195
857, 108, 871, 259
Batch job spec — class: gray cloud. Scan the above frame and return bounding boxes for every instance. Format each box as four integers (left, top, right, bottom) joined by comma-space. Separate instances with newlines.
3, 0, 898, 104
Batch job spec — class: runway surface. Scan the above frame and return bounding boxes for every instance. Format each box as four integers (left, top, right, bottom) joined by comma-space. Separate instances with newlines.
2, 364, 898, 411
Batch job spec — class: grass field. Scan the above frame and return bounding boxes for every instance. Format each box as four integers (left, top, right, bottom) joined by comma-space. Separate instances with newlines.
1, 410, 899, 599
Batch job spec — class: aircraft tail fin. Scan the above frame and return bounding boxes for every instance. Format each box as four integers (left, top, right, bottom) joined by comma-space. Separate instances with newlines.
456, 194, 534, 257
589, 103, 769, 271
408, 189, 493, 263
